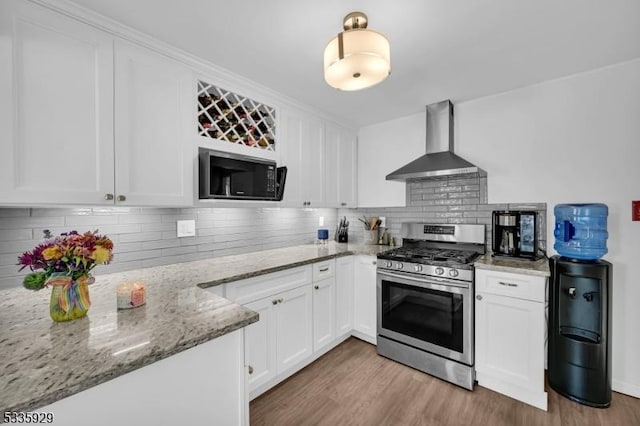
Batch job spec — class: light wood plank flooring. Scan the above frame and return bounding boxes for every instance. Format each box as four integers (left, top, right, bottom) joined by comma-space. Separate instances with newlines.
250, 337, 640, 425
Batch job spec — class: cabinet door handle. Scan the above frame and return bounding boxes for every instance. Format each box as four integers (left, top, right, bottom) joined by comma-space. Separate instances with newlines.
248, 365, 254, 375
340, 202, 347, 207
319, 267, 329, 272
498, 281, 518, 287
476, 294, 483, 301
372, 261, 377, 265
272, 299, 278, 305
278, 298, 283, 303
117, 195, 126, 202
104, 193, 114, 201
314, 285, 319, 290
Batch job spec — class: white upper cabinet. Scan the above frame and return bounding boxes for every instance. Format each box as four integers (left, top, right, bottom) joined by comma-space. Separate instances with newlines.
325, 122, 358, 208
280, 108, 325, 208
0, 0, 114, 205
0, 0, 194, 207
114, 40, 194, 206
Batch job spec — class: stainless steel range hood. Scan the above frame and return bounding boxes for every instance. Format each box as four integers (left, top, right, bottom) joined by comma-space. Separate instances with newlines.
386, 100, 483, 181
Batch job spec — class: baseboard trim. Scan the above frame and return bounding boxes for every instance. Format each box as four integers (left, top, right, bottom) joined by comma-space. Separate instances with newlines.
613, 380, 640, 398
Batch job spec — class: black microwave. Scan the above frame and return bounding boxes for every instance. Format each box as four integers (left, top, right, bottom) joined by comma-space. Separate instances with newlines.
199, 148, 286, 201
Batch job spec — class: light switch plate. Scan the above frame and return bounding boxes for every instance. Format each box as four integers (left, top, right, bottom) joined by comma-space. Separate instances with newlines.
177, 220, 196, 237
633, 201, 640, 222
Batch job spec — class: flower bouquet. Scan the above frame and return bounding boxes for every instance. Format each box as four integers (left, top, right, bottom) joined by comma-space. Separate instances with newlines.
18, 230, 114, 322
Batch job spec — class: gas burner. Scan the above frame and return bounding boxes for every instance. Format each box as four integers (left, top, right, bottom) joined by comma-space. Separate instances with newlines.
379, 247, 480, 267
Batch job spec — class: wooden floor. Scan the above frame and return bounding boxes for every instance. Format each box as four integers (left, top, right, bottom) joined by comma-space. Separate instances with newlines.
250, 338, 640, 426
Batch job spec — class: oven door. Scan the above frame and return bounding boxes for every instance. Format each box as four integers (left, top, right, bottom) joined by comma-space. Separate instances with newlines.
377, 270, 473, 365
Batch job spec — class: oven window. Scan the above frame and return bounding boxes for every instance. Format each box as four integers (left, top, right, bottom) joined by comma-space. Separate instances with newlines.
381, 280, 463, 353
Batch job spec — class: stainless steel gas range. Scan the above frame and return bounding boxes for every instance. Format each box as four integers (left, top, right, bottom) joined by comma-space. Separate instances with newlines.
376, 223, 485, 390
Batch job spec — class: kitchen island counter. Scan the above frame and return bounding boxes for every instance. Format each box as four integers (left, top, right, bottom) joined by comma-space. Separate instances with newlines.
0, 242, 388, 414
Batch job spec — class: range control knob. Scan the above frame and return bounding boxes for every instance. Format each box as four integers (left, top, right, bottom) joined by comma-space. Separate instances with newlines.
414, 265, 423, 273
385, 261, 393, 268
395, 262, 404, 270
435, 267, 445, 276
449, 269, 459, 278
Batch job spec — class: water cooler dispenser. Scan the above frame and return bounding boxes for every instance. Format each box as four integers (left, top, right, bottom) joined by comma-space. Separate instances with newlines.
549, 203, 612, 407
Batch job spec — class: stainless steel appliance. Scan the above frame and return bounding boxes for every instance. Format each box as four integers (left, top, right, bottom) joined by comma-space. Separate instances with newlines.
386, 100, 485, 181
491, 210, 538, 259
199, 148, 286, 201
376, 223, 485, 390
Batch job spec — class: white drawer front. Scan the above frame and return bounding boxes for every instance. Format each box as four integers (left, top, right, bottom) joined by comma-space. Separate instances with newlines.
476, 269, 546, 303
313, 259, 335, 281
226, 265, 312, 305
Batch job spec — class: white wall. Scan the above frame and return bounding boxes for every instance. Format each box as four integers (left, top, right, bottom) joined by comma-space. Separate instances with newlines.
357, 112, 425, 207
455, 58, 640, 396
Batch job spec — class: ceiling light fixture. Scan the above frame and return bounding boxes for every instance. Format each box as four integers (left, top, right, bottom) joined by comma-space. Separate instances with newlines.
323, 11, 391, 91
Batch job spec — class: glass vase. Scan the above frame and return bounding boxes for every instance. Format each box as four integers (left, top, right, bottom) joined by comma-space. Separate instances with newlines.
48, 274, 91, 322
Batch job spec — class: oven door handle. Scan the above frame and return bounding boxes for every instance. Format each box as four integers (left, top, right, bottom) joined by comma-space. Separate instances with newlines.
377, 270, 470, 289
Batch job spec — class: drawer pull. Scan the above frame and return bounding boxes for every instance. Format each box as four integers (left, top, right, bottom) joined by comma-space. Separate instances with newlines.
314, 285, 319, 290
319, 267, 329, 272
272, 299, 278, 305
248, 365, 254, 375
499, 281, 518, 287
476, 295, 483, 301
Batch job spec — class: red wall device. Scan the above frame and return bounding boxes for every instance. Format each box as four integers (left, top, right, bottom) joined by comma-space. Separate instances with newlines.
633, 201, 640, 221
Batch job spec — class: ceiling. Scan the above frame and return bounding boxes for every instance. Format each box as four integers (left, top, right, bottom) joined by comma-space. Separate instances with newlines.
67, 0, 640, 128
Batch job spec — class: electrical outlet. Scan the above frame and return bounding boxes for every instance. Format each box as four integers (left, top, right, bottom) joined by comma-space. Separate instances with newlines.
177, 220, 196, 237
379, 216, 386, 228
633, 201, 640, 221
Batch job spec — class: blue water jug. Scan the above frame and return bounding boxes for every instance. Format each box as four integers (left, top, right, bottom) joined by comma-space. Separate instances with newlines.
554, 203, 608, 260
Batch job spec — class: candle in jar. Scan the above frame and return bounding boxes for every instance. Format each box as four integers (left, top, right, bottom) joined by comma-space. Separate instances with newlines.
117, 281, 147, 309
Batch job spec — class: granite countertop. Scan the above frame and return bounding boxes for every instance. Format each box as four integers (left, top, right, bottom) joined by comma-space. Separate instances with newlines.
474, 253, 550, 277
0, 242, 389, 413
194, 241, 391, 289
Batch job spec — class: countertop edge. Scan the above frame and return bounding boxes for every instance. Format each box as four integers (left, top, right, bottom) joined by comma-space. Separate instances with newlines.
474, 254, 550, 277
197, 250, 356, 289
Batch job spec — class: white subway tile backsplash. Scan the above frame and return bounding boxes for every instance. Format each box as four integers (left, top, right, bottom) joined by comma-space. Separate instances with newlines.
0, 206, 335, 290
0, 229, 33, 241
65, 215, 119, 226
0, 216, 65, 230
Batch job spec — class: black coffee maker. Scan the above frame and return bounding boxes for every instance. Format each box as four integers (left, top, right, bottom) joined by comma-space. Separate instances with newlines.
491, 210, 538, 259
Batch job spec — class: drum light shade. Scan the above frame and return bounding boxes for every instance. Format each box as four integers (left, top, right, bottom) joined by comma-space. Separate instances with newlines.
324, 12, 391, 91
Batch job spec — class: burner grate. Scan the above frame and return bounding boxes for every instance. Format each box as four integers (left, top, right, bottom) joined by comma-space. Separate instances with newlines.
379, 247, 480, 266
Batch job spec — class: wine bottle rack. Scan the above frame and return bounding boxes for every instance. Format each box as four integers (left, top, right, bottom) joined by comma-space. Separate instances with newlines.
197, 80, 276, 151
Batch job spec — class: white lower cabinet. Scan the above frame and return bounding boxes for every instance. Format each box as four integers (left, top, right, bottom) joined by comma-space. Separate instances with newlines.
40, 329, 247, 426
226, 266, 313, 399
475, 268, 548, 411
335, 256, 355, 337
353, 255, 377, 344
244, 297, 277, 392
276, 285, 313, 372
228, 256, 366, 400
312, 275, 336, 352
242, 284, 312, 398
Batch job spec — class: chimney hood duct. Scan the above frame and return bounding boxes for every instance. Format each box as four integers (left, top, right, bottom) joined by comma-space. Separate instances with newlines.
386, 100, 483, 181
